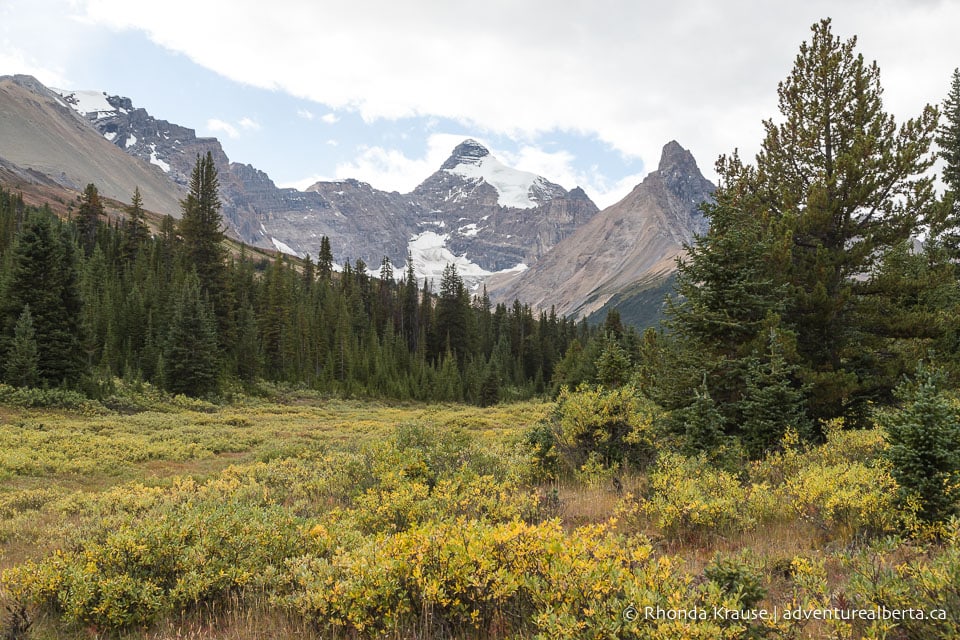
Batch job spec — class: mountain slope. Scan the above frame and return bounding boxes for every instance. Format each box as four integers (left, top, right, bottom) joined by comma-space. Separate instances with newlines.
51, 83, 599, 276
489, 141, 713, 319
0, 75, 185, 214
407, 140, 599, 274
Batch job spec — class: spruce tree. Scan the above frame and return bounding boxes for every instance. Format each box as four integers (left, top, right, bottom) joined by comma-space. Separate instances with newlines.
317, 236, 334, 281
163, 274, 219, 396
1, 213, 85, 386
4, 305, 39, 388
123, 186, 149, 262
401, 254, 420, 350
739, 325, 811, 458
76, 183, 104, 256
883, 364, 960, 523
434, 263, 476, 365
179, 152, 227, 302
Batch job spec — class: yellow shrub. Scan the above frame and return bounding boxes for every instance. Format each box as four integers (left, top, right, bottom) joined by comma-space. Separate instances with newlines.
642, 453, 753, 538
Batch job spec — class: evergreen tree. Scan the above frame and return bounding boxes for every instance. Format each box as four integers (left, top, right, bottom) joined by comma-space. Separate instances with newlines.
1, 213, 85, 386
163, 274, 219, 396
123, 186, 149, 262
179, 152, 227, 301
317, 236, 334, 281
758, 19, 937, 425
938, 69, 960, 204
675, 377, 726, 457
595, 338, 631, 388
401, 254, 420, 350
883, 364, 960, 523
4, 305, 39, 388
663, 19, 939, 436
739, 325, 811, 458
76, 183, 104, 256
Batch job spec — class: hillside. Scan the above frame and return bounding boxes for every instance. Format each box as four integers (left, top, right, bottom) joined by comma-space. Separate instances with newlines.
0, 75, 185, 216
489, 141, 713, 319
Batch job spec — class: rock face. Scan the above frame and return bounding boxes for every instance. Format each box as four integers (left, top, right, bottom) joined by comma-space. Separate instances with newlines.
57, 84, 600, 273
408, 140, 599, 272
488, 141, 714, 319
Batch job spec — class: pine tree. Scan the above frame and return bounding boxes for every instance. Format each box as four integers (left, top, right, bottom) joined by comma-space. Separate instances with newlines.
123, 186, 149, 262
4, 305, 39, 388
757, 19, 938, 425
163, 274, 219, 396
663, 19, 939, 435
76, 183, 104, 256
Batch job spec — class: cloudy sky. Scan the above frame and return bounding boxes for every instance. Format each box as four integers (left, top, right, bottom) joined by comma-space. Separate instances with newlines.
2, 0, 958, 207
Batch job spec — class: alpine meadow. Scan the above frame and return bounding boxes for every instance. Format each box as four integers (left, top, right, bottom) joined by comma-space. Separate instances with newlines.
2, 16, 960, 640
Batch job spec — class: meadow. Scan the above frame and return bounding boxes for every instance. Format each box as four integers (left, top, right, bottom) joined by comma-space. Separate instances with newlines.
0, 382, 957, 639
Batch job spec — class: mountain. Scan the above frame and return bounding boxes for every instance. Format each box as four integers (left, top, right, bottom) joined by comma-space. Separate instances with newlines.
488, 141, 714, 321
45, 81, 600, 281
0, 75, 185, 214
408, 140, 599, 273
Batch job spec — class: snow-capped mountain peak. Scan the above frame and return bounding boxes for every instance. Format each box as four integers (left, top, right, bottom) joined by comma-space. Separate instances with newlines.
440, 139, 563, 210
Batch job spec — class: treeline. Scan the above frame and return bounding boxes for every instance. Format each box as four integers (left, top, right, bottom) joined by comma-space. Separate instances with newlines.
0, 158, 622, 403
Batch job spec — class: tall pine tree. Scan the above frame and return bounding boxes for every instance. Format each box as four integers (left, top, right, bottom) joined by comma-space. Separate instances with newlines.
663, 19, 940, 436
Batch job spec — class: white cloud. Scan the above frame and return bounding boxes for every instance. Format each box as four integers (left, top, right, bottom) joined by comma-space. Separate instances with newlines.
333, 134, 467, 193
297, 108, 314, 120
206, 118, 239, 139
0, 48, 68, 87
320, 113, 339, 124
238, 116, 260, 131
71, 0, 960, 182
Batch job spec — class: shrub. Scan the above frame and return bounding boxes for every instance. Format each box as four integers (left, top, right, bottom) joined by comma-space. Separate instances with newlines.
552, 384, 657, 474
783, 458, 910, 540
641, 452, 753, 538
847, 529, 960, 639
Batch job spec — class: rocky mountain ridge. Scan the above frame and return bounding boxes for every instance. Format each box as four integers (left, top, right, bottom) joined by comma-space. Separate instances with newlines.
53, 85, 599, 279
490, 140, 714, 319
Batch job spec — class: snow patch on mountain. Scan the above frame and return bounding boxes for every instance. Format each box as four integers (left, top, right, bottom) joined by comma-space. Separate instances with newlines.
445, 154, 544, 209
271, 237, 301, 257
405, 230, 527, 289
148, 144, 170, 172
52, 89, 115, 118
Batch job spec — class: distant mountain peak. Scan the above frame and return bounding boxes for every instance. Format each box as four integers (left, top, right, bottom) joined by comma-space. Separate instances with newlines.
657, 140, 697, 175
441, 139, 491, 170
